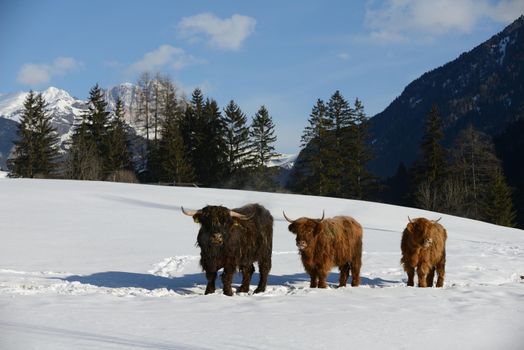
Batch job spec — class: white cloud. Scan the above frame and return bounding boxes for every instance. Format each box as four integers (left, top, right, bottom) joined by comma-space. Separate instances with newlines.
17, 57, 82, 86
178, 13, 256, 50
491, 0, 524, 21
129, 45, 204, 74
365, 0, 524, 43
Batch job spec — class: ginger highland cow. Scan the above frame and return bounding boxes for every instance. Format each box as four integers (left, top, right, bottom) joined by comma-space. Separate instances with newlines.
284, 211, 363, 288
401, 217, 447, 287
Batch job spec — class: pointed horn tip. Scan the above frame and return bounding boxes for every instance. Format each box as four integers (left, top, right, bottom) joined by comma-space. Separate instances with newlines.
181, 206, 198, 216
283, 211, 294, 223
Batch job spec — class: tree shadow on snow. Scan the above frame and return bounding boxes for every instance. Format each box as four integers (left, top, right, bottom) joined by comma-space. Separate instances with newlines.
57, 270, 400, 295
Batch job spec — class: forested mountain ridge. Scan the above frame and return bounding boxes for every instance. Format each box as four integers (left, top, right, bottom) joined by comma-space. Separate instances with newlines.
368, 16, 524, 178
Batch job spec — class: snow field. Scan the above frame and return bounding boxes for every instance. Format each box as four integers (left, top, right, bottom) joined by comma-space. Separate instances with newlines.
0, 179, 523, 349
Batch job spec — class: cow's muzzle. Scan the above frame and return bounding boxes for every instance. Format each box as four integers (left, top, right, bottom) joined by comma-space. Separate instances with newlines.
296, 240, 308, 250
210, 233, 224, 245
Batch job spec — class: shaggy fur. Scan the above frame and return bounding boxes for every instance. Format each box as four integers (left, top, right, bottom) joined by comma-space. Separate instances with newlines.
287, 216, 363, 288
400, 217, 447, 287
190, 204, 273, 296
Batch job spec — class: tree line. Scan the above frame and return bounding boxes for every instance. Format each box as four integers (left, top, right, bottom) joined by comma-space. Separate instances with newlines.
8, 74, 279, 191
290, 96, 516, 227
7, 80, 517, 228
383, 104, 516, 227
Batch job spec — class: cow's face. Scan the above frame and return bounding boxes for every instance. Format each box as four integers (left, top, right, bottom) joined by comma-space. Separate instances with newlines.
406, 219, 433, 248
194, 206, 235, 247
288, 218, 318, 251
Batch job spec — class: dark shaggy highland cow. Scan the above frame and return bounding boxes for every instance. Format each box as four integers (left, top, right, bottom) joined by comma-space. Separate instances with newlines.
182, 203, 273, 296
401, 217, 447, 287
284, 212, 363, 288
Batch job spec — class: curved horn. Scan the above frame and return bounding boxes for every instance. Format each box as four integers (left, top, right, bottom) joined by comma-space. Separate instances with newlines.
319, 210, 325, 222
408, 216, 413, 223
230, 210, 251, 220
283, 211, 295, 223
181, 206, 199, 216
433, 217, 442, 223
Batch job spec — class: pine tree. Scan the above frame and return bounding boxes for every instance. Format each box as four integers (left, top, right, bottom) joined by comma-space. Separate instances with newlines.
180, 88, 205, 182
67, 119, 101, 180
158, 82, 194, 183
249, 105, 278, 169
348, 98, 374, 199
85, 84, 111, 162
325, 90, 355, 197
106, 97, 132, 176
67, 84, 111, 180
326, 90, 354, 137
247, 106, 279, 190
10, 91, 37, 177
197, 98, 227, 186
413, 104, 448, 211
297, 99, 332, 195
482, 169, 516, 227
223, 100, 250, 184
10, 91, 59, 178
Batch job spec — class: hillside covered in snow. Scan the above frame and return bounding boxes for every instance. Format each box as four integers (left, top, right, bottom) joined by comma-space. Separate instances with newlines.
0, 179, 523, 349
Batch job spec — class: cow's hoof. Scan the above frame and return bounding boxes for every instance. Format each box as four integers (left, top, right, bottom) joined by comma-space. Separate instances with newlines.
237, 287, 249, 293
223, 290, 233, 297
253, 287, 265, 294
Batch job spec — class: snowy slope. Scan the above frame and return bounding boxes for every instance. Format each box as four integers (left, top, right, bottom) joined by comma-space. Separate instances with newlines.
0, 179, 523, 349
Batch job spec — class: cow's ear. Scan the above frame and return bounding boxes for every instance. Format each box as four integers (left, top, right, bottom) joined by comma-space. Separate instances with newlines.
193, 214, 202, 224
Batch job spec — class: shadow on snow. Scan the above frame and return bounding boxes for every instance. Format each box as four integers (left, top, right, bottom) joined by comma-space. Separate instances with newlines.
56, 270, 400, 295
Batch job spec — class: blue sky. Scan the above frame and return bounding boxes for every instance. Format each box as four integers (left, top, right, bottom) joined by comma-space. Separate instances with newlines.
1, 0, 523, 154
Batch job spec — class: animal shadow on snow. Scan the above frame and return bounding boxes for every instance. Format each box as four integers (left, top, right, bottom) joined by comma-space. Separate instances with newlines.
59, 272, 204, 295
267, 273, 399, 288
59, 270, 399, 295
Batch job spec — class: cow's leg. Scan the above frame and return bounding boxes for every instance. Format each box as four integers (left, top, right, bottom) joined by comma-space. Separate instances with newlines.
308, 267, 318, 288
426, 267, 436, 287
318, 267, 330, 288
338, 263, 350, 287
254, 261, 271, 294
435, 256, 446, 288
417, 265, 429, 288
238, 264, 255, 293
221, 267, 235, 296
204, 271, 217, 295
350, 259, 362, 287
405, 266, 415, 287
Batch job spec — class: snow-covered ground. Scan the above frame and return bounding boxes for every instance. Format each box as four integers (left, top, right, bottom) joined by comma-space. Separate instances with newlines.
0, 179, 523, 349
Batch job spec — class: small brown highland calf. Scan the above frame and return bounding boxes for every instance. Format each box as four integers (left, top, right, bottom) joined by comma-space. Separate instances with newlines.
284, 212, 363, 288
401, 217, 447, 287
